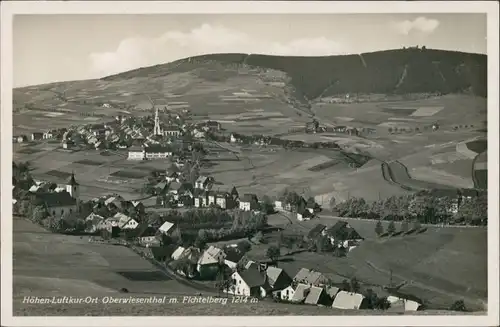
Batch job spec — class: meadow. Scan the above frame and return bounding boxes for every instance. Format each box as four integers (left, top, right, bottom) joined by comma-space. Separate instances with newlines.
13, 217, 198, 302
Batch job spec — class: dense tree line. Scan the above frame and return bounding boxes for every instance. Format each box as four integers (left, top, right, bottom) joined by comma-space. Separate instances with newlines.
332, 190, 487, 226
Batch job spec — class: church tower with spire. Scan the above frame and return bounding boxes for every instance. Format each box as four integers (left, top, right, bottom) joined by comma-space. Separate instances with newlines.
66, 171, 80, 200
153, 107, 162, 136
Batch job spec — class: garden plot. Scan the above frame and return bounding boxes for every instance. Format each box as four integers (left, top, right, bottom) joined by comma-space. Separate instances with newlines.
409, 167, 474, 189
456, 142, 479, 159
410, 106, 444, 117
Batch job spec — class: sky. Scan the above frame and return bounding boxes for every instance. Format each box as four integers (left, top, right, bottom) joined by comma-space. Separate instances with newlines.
13, 13, 487, 87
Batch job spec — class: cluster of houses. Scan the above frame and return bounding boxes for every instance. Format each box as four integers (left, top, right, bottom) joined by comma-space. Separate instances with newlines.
149, 238, 421, 313
12, 172, 81, 217
153, 173, 262, 212
13, 107, 223, 154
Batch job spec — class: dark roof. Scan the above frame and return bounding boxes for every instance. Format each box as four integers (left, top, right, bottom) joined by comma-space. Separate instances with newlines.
307, 224, 327, 239
224, 247, 244, 263
144, 145, 173, 153
36, 191, 76, 208
206, 121, 220, 126
239, 268, 266, 288
325, 221, 363, 240
241, 193, 258, 203
150, 244, 178, 260
136, 223, 157, 238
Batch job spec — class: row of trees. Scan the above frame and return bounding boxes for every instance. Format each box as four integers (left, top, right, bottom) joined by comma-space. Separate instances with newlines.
332, 190, 487, 226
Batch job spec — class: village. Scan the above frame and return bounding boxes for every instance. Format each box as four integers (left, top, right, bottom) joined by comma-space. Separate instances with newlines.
11, 104, 438, 314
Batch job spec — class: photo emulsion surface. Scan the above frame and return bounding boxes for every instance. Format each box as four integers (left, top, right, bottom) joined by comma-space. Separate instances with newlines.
3, 4, 497, 324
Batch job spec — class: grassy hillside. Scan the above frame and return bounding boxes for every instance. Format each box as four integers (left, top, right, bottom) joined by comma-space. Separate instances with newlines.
103, 48, 487, 99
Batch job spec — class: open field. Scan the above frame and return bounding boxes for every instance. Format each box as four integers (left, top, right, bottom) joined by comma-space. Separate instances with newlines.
311, 95, 486, 132
204, 143, 365, 198
13, 217, 199, 301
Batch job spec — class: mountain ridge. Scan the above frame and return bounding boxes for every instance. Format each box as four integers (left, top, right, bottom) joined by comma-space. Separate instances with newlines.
98, 48, 487, 100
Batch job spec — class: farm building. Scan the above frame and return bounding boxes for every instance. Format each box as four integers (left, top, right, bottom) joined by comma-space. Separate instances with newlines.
239, 194, 259, 211
115, 213, 138, 230
265, 266, 292, 291
297, 209, 314, 221
195, 176, 214, 190
31, 132, 44, 141
136, 224, 161, 247
386, 296, 421, 312
158, 221, 175, 236
144, 144, 173, 159
196, 246, 226, 279
165, 171, 180, 183
323, 221, 364, 249
332, 291, 368, 310
62, 140, 75, 149
304, 286, 330, 306
290, 283, 311, 303
326, 286, 341, 301
84, 213, 105, 233
127, 146, 145, 160
307, 224, 327, 240
273, 285, 295, 301
227, 268, 270, 298
171, 246, 186, 260
17, 135, 28, 143
223, 247, 245, 269
292, 268, 329, 286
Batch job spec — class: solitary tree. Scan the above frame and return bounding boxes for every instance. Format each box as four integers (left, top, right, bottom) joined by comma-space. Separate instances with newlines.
350, 277, 361, 293
450, 300, 467, 312
266, 245, 281, 263
387, 221, 396, 235
401, 220, 409, 233
375, 221, 384, 236
341, 279, 351, 292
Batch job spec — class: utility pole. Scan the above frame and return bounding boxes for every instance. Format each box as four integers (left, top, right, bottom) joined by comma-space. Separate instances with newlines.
389, 269, 393, 288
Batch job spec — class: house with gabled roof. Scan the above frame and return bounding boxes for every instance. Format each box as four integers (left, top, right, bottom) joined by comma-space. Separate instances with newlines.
195, 175, 214, 191
304, 285, 330, 306
386, 296, 421, 312
265, 266, 292, 291
197, 245, 225, 279
324, 221, 364, 249
227, 267, 270, 298
332, 291, 368, 310
171, 246, 186, 260
158, 221, 175, 236
136, 223, 161, 247
239, 193, 259, 211
293, 268, 329, 286
84, 213, 105, 233
326, 286, 341, 301
290, 283, 311, 303
154, 181, 169, 195
114, 212, 138, 230
307, 224, 327, 240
